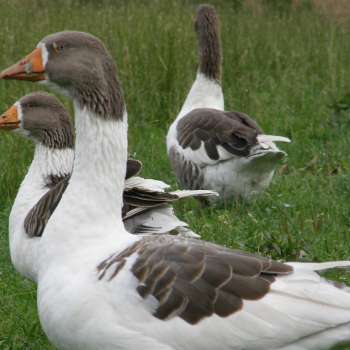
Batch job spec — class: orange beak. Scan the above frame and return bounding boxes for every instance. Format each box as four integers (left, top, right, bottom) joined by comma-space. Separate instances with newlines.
0, 105, 20, 130
0, 47, 45, 81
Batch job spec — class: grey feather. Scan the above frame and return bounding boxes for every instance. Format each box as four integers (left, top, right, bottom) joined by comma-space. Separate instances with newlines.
177, 108, 262, 159
24, 176, 70, 237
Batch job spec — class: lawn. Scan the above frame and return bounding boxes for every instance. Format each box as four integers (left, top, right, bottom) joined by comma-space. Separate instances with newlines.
0, 0, 350, 348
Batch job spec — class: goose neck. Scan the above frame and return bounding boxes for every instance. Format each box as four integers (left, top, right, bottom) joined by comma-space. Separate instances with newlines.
30, 143, 74, 185
69, 102, 128, 222
197, 16, 221, 81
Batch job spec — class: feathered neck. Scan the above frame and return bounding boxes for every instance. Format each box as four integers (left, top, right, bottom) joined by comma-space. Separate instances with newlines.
175, 7, 224, 121
195, 6, 222, 81
30, 143, 74, 185
69, 102, 128, 223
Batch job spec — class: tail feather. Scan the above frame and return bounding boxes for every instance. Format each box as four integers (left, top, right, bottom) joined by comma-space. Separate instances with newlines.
279, 322, 350, 350
124, 177, 170, 192
171, 189, 219, 198
123, 190, 218, 221
287, 261, 350, 272
258, 134, 291, 144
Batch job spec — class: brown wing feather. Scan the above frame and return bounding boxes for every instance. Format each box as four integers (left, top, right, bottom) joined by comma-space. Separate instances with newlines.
122, 188, 180, 221
98, 236, 293, 325
177, 108, 263, 159
123, 189, 178, 207
24, 175, 70, 237
126, 159, 142, 179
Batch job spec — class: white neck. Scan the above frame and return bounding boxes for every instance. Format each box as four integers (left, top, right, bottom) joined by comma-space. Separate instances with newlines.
71, 103, 128, 221
30, 143, 74, 183
177, 71, 224, 121
11, 142, 74, 230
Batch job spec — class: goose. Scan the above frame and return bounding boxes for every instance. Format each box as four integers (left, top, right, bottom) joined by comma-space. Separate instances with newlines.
2, 31, 350, 350
0, 92, 74, 281
0, 92, 213, 282
167, 5, 290, 202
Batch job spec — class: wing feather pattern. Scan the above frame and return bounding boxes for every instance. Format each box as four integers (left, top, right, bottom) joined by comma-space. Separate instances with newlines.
98, 236, 293, 325
177, 108, 263, 160
24, 175, 70, 237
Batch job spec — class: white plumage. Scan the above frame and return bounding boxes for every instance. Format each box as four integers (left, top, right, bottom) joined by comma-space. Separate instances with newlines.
9, 145, 73, 281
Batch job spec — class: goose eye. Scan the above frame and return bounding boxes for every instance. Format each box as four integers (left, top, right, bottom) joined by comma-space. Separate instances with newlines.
53, 42, 64, 53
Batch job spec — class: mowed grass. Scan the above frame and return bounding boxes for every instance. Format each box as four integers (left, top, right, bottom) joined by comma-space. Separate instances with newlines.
0, 0, 350, 348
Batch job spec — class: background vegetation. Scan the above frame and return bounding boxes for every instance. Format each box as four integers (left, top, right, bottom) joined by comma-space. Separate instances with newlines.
0, 0, 350, 348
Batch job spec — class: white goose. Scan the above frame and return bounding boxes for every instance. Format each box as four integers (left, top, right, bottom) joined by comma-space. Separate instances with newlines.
0, 92, 214, 282
2, 31, 350, 350
0, 92, 74, 281
167, 5, 290, 202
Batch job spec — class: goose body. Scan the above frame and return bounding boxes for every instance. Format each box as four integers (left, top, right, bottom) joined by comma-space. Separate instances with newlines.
2, 30, 350, 350
167, 5, 290, 202
0, 94, 74, 281
1, 93, 213, 282
9, 150, 69, 281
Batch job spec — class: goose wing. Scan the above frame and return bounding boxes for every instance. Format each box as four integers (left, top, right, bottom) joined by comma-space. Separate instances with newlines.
176, 108, 262, 164
98, 236, 350, 349
123, 188, 216, 236
24, 175, 70, 237
126, 159, 143, 179
175, 108, 289, 166
98, 235, 292, 324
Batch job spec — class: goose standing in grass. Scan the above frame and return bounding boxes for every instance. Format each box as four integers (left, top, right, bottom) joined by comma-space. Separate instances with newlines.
2, 31, 350, 350
167, 5, 290, 202
0, 93, 213, 282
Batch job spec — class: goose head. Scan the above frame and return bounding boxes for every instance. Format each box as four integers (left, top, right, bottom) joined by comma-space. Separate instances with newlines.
0, 92, 74, 149
0, 31, 123, 119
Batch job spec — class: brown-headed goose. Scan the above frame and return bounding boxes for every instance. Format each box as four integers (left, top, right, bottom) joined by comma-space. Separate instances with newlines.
167, 5, 290, 202
2, 31, 350, 350
0, 93, 213, 282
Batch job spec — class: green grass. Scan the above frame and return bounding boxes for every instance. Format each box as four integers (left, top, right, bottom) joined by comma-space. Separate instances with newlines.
0, 0, 350, 348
